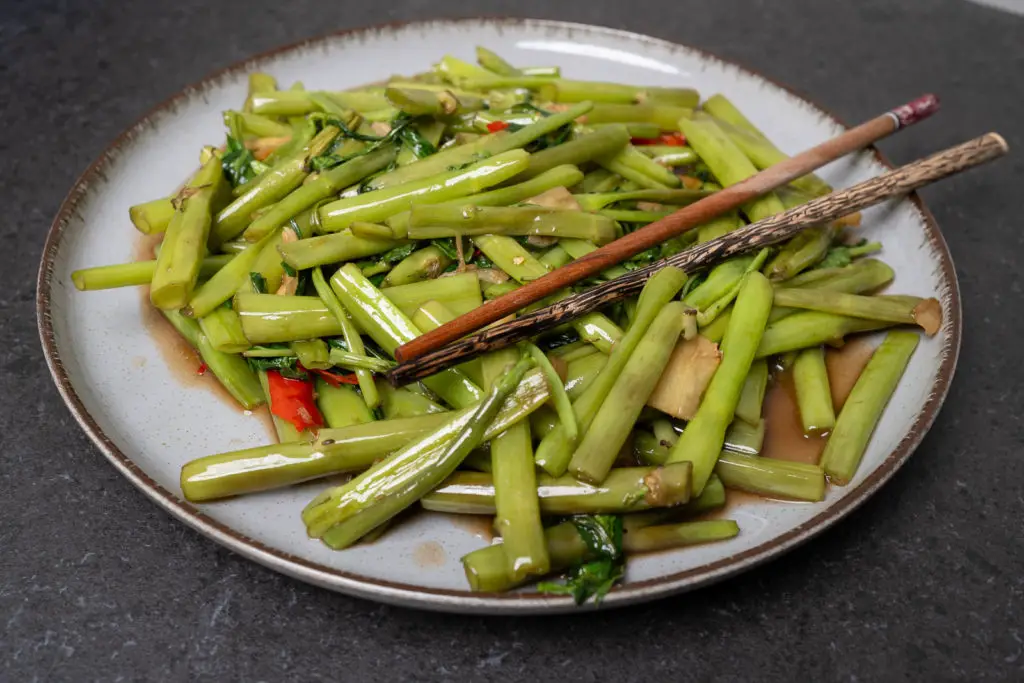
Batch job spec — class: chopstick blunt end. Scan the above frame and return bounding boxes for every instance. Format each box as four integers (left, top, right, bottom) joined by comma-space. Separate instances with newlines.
887, 93, 940, 129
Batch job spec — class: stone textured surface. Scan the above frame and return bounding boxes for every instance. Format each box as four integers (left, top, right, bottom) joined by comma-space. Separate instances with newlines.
3, 0, 1023, 680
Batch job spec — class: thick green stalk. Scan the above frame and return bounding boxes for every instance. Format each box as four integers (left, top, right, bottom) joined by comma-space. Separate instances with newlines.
72, 255, 232, 291
327, 90, 391, 112
668, 272, 774, 494
534, 267, 687, 476
461, 507, 730, 593
305, 357, 534, 549
316, 379, 375, 429
386, 86, 484, 116
462, 521, 587, 593
569, 301, 688, 483
792, 347, 836, 434
756, 311, 894, 358
423, 463, 691, 515
573, 188, 710, 211
160, 308, 264, 410
381, 246, 452, 287
696, 250, 770, 327
150, 156, 224, 309
564, 350, 607, 400
376, 380, 446, 419
581, 103, 693, 130
311, 266, 379, 409
523, 343, 577, 441
179, 369, 548, 501
280, 231, 407, 271
476, 46, 520, 76
184, 227, 280, 318
684, 257, 754, 311
638, 145, 700, 167
541, 81, 698, 106
552, 339, 598, 366
724, 418, 765, 456
677, 112, 785, 223
243, 147, 397, 241
734, 359, 769, 426
484, 349, 550, 580
700, 308, 731, 343
406, 205, 618, 244
212, 126, 337, 244
381, 272, 483, 318
473, 234, 550, 282
572, 314, 623, 355
291, 339, 330, 369
385, 165, 585, 236
770, 259, 897, 323
622, 519, 739, 553
785, 258, 894, 290
318, 149, 529, 231
539, 245, 573, 269
329, 263, 483, 408
234, 294, 344, 343
820, 331, 919, 484
198, 307, 250, 353
235, 230, 287, 295
514, 126, 629, 181
702, 94, 831, 197
598, 143, 682, 189
579, 168, 624, 193
621, 475, 727, 530
129, 197, 175, 235
715, 452, 826, 502
771, 290, 942, 335
235, 111, 292, 138
245, 72, 277, 105
764, 225, 835, 281
590, 122, 660, 139
249, 90, 321, 116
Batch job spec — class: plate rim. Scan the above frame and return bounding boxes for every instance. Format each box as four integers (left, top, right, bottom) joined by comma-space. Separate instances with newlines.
35, 16, 962, 614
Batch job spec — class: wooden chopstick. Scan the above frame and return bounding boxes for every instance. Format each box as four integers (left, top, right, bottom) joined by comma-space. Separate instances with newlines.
393, 94, 941, 363
388, 132, 1008, 385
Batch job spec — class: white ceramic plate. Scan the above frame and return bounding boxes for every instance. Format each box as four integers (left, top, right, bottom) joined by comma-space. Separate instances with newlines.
37, 18, 960, 613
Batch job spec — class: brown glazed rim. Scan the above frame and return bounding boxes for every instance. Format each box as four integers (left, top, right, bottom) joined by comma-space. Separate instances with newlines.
36, 17, 961, 614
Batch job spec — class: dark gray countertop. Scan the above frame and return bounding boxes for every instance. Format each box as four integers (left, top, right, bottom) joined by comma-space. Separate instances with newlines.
3, 0, 1023, 680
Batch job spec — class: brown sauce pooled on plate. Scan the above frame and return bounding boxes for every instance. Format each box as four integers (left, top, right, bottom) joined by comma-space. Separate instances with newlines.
761, 369, 828, 465
413, 540, 447, 568
825, 337, 877, 411
760, 338, 878, 466
133, 235, 273, 436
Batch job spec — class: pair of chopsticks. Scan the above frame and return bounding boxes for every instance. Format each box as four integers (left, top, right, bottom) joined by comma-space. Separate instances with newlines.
388, 94, 1008, 385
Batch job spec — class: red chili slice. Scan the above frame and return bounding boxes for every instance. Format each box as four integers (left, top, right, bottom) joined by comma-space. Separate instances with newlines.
266, 370, 324, 432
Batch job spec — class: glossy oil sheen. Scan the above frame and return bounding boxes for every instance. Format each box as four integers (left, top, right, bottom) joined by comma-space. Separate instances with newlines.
37, 18, 960, 613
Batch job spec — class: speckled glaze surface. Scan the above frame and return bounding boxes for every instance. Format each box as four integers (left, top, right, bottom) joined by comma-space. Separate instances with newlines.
36, 18, 960, 614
